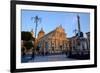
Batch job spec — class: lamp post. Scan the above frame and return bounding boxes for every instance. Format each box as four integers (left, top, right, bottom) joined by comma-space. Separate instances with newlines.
31, 15, 41, 38
31, 15, 41, 57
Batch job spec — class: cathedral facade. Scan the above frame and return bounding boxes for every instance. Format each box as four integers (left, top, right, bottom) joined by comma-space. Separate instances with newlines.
36, 25, 69, 54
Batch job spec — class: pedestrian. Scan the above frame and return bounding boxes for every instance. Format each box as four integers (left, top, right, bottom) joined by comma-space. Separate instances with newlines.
31, 49, 35, 60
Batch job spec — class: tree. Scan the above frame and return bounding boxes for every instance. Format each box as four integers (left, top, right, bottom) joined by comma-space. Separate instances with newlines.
21, 31, 35, 41
21, 31, 35, 50
24, 41, 33, 50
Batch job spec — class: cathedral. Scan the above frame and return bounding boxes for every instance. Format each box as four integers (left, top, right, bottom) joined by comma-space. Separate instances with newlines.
33, 25, 69, 55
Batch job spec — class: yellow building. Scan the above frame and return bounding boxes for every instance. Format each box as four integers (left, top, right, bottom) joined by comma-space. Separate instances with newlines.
36, 25, 69, 54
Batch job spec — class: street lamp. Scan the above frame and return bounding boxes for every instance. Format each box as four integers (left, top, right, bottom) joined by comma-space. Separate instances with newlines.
31, 15, 41, 58
31, 15, 41, 38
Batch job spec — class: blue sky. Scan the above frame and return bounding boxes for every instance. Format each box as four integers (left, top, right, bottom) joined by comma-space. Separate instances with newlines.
21, 9, 90, 37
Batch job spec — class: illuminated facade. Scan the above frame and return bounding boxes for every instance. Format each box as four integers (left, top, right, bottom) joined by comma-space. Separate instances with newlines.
36, 25, 69, 54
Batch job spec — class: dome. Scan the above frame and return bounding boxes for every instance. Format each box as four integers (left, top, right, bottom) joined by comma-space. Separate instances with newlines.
56, 24, 64, 32
30, 29, 34, 37
39, 28, 45, 33
38, 28, 45, 39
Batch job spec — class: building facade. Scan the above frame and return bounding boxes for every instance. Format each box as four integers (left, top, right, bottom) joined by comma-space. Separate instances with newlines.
68, 32, 90, 56
36, 25, 69, 54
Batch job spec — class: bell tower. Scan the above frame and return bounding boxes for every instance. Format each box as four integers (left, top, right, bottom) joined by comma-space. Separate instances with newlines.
38, 28, 45, 39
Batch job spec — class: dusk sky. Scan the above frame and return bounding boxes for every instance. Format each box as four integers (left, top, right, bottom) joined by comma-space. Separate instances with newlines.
21, 9, 90, 37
